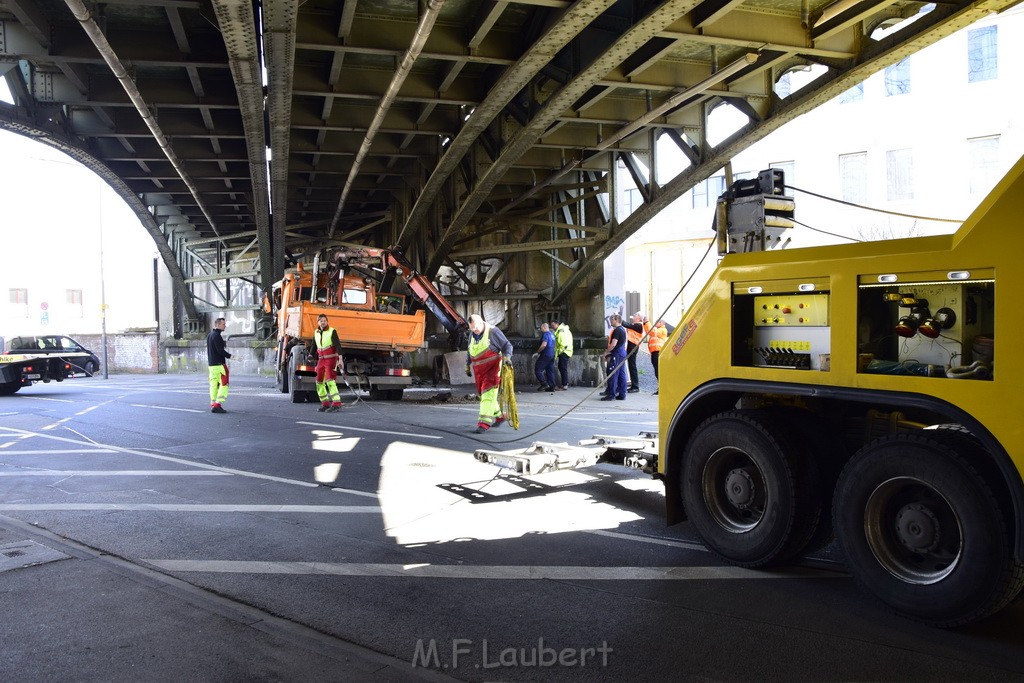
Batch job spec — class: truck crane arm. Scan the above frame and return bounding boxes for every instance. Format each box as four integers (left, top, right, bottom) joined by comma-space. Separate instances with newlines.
383, 249, 469, 349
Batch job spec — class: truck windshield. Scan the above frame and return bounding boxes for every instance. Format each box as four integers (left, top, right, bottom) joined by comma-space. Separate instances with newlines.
341, 289, 367, 305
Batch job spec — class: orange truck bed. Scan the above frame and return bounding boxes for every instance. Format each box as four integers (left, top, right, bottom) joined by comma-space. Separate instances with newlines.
284, 303, 426, 352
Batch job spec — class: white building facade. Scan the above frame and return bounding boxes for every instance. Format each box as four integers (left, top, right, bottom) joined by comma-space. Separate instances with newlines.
615, 6, 1024, 329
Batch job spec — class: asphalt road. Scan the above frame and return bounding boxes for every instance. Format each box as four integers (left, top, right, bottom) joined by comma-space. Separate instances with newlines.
1, 374, 1023, 681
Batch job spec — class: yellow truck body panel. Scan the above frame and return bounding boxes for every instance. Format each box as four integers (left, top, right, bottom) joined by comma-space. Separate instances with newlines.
655, 152, 1024, 627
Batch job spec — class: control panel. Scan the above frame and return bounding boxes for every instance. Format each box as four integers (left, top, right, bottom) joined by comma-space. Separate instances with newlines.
753, 294, 829, 326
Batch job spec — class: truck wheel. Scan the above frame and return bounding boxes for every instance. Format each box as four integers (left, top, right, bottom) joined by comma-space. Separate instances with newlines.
833, 432, 1024, 627
368, 387, 385, 401
84, 360, 98, 375
288, 352, 305, 404
276, 342, 289, 394
681, 410, 818, 567
0, 381, 20, 396
387, 389, 404, 401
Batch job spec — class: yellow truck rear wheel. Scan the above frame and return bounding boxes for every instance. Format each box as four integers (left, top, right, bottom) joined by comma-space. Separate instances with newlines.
834, 432, 1024, 627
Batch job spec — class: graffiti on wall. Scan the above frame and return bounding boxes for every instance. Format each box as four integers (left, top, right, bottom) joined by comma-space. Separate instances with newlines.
604, 294, 624, 332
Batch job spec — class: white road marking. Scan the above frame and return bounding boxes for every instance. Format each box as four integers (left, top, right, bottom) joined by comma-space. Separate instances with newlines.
129, 404, 206, 413
0, 470, 232, 476
0, 449, 116, 455
144, 560, 841, 580
298, 421, 442, 439
0, 426, 379, 498
13, 396, 76, 403
583, 529, 708, 552
0, 504, 381, 512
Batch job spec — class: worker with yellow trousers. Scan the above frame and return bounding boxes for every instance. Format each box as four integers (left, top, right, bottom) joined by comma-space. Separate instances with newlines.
465, 313, 513, 433
206, 317, 231, 413
313, 314, 344, 412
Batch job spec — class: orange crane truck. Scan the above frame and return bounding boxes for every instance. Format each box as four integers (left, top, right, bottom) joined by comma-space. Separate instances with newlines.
265, 247, 466, 402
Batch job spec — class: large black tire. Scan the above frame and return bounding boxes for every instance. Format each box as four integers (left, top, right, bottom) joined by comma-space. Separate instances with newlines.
368, 387, 385, 401
83, 360, 98, 376
680, 410, 820, 567
0, 381, 20, 396
288, 349, 305, 404
833, 432, 1024, 627
275, 341, 288, 394
387, 388, 404, 401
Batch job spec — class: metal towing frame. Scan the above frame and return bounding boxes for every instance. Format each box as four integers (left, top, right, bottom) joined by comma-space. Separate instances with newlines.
472, 432, 659, 476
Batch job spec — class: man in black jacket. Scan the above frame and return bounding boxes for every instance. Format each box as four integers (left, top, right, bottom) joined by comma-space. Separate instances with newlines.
206, 317, 231, 413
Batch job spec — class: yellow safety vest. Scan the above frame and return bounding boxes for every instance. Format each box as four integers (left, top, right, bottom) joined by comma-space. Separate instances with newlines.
315, 326, 339, 358
468, 325, 491, 359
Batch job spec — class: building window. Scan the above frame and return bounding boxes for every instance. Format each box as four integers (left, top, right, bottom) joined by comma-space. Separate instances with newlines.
839, 152, 868, 204
623, 188, 644, 216
66, 288, 84, 318
886, 149, 914, 201
838, 83, 864, 104
692, 175, 725, 209
968, 26, 997, 82
884, 59, 911, 96
8, 288, 28, 318
968, 136, 1000, 195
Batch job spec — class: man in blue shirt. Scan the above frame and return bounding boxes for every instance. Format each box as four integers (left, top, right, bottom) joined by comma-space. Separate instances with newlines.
532, 322, 557, 392
601, 314, 628, 400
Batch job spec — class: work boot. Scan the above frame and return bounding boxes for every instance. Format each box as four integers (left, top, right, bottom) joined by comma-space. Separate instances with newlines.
326, 404, 342, 413
211, 405, 226, 414
627, 387, 640, 393
317, 404, 329, 412
472, 425, 488, 434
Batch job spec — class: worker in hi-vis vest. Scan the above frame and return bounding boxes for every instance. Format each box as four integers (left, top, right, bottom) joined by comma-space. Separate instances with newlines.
465, 313, 513, 433
313, 314, 344, 412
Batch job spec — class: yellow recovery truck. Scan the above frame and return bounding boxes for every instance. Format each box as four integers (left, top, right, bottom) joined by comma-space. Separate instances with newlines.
656, 153, 1024, 627
474, 153, 1024, 627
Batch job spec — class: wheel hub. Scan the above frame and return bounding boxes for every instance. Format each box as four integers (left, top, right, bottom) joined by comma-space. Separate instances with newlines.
724, 468, 755, 509
895, 502, 940, 553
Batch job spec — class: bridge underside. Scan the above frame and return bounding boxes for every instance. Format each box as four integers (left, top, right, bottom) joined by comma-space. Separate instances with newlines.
1, 0, 1014, 333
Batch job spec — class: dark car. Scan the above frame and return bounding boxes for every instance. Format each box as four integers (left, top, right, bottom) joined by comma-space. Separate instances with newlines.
4, 335, 100, 376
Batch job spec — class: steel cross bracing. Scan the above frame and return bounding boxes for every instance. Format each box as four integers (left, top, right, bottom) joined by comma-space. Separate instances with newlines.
1, 0, 1016, 326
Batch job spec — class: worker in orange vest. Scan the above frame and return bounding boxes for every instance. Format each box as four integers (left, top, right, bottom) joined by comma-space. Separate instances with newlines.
648, 319, 667, 395
623, 312, 646, 392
